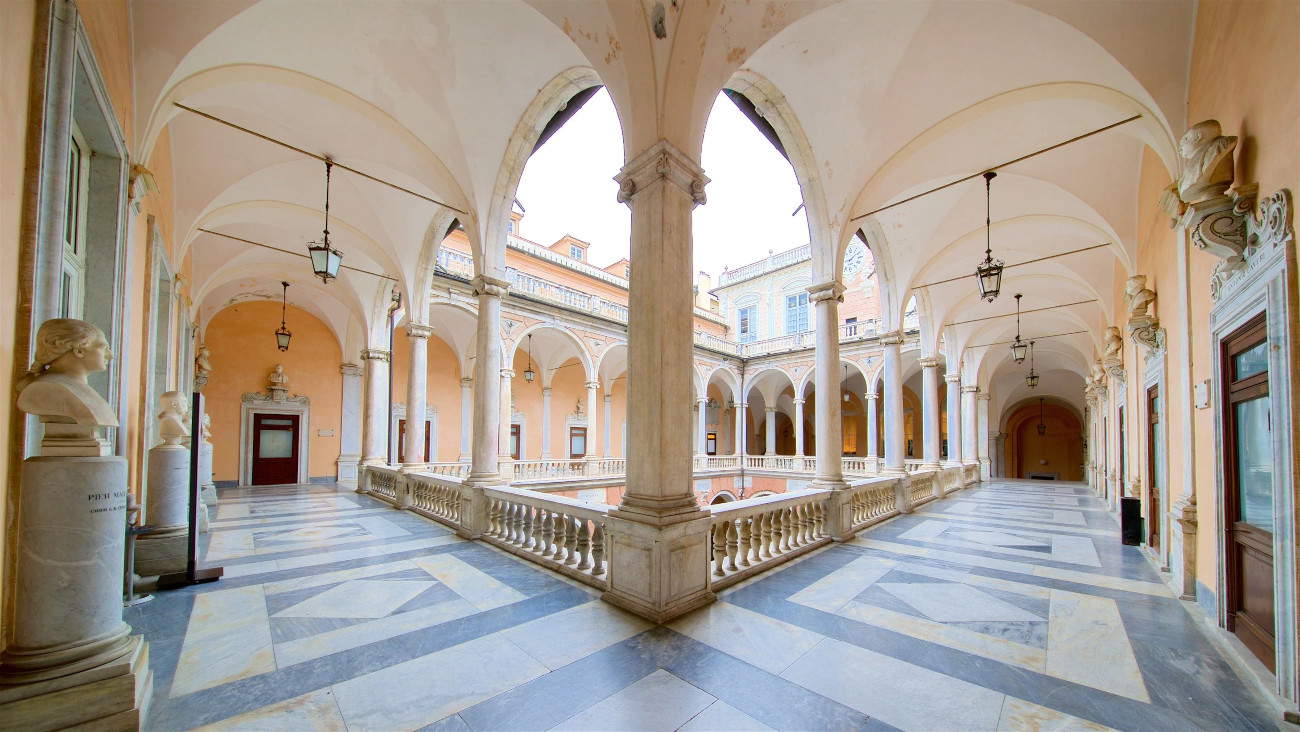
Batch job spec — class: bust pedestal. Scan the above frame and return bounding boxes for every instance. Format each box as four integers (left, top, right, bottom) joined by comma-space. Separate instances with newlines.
135, 445, 190, 576
0, 456, 152, 728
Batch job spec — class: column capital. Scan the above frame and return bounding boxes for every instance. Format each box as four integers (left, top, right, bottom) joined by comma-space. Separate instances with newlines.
976, 392, 991, 402
864, 392, 879, 401
879, 331, 904, 346
461, 376, 473, 386
807, 281, 846, 303
792, 398, 805, 406
471, 274, 510, 298
960, 385, 979, 394
919, 357, 941, 369
944, 373, 961, 383
541, 386, 553, 395
603, 393, 612, 403
360, 348, 390, 362
586, 381, 602, 391
501, 368, 515, 378
615, 139, 709, 208
765, 406, 778, 413
696, 396, 709, 405
340, 362, 363, 376
405, 323, 434, 339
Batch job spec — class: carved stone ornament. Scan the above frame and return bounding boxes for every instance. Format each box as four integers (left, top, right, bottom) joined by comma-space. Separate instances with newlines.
614, 140, 709, 208
242, 391, 309, 406
1124, 276, 1165, 353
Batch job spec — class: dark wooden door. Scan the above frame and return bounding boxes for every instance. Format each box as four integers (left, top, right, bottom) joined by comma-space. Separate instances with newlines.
397, 419, 431, 463
1146, 386, 1161, 552
252, 413, 299, 485
510, 424, 520, 460
569, 427, 587, 459
1223, 314, 1275, 670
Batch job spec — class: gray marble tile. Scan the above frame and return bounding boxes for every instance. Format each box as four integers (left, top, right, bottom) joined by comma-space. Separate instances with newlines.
550, 669, 715, 731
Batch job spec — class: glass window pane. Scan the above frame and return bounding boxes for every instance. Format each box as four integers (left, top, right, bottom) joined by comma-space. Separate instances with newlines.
261, 418, 293, 425
1234, 340, 1268, 380
571, 433, 586, 455
259, 429, 293, 459
1235, 396, 1273, 531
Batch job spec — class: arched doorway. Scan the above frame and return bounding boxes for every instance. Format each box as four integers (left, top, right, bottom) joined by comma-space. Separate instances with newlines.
1004, 400, 1083, 481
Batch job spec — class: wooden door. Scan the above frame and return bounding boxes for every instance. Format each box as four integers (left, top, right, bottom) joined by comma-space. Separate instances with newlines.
1145, 386, 1161, 552
252, 413, 299, 485
397, 419, 431, 463
1223, 314, 1275, 670
509, 424, 520, 460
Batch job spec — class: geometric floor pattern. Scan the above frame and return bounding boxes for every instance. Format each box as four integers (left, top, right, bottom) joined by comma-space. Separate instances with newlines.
128, 480, 1278, 730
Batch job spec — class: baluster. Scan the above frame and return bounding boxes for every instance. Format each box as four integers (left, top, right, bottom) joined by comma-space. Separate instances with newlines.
813, 503, 825, 537
541, 509, 557, 556
748, 515, 761, 564
737, 518, 751, 567
502, 503, 515, 542
565, 516, 581, 566
577, 520, 592, 570
525, 506, 541, 550
511, 504, 525, 545
554, 515, 569, 562
591, 523, 606, 576
778, 508, 791, 553
486, 499, 499, 536
761, 512, 774, 559
801, 503, 814, 542
725, 520, 739, 572
790, 505, 804, 547
712, 523, 727, 576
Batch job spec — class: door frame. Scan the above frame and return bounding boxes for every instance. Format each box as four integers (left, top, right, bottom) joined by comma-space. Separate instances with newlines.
251, 413, 301, 485
1143, 348, 1169, 569
240, 394, 311, 486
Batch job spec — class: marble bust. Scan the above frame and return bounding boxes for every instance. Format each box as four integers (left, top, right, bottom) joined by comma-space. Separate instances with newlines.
201, 413, 212, 442
1125, 275, 1156, 318
268, 364, 289, 389
1103, 326, 1123, 360
157, 390, 190, 447
16, 318, 117, 456
195, 344, 212, 379
1176, 120, 1237, 204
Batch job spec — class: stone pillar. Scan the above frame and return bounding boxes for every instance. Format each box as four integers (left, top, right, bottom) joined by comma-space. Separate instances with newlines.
136, 443, 189, 576
696, 397, 709, 456
944, 373, 962, 466
920, 357, 941, 468
992, 432, 1007, 478
586, 381, 601, 458
360, 348, 391, 468
499, 368, 514, 464
865, 392, 879, 461
961, 385, 979, 465
735, 402, 746, 456
458, 377, 472, 462
792, 398, 805, 458
765, 407, 777, 454
402, 323, 433, 471
977, 392, 991, 479
603, 394, 614, 457
605, 139, 712, 623
541, 386, 553, 458
881, 332, 904, 473
468, 276, 509, 484
338, 363, 363, 481
809, 281, 847, 486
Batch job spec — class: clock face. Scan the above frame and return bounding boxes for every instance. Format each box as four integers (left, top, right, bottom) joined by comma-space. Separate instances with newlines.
844, 242, 866, 278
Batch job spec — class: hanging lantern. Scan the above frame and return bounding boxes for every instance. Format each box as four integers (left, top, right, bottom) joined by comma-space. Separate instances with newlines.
1036, 398, 1047, 436
274, 281, 292, 351
523, 333, 536, 383
842, 364, 851, 402
1009, 293, 1027, 364
307, 159, 344, 283
974, 171, 1004, 302
1026, 340, 1040, 389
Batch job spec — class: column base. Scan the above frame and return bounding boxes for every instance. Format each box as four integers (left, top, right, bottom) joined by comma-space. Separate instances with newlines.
601, 513, 715, 624
0, 635, 152, 731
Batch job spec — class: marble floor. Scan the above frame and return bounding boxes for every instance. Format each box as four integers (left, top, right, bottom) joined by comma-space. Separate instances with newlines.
128, 479, 1280, 731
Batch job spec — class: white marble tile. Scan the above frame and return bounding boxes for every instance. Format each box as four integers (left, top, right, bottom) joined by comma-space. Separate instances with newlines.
411, 553, 527, 611
332, 634, 548, 731
878, 582, 1044, 622
264, 558, 417, 595
505, 601, 652, 670
215, 502, 251, 520
838, 601, 1046, 671
550, 669, 714, 732
897, 524, 1100, 567
274, 597, 478, 667
221, 535, 463, 580
782, 638, 1006, 731
214, 507, 392, 530
196, 688, 347, 731
942, 502, 1088, 526
997, 697, 1113, 731
910, 512, 1118, 538
895, 561, 1051, 600
788, 555, 896, 613
1032, 565, 1169, 597
171, 585, 275, 697
273, 579, 436, 619
678, 699, 773, 732
205, 529, 256, 561
945, 529, 1050, 548
668, 602, 823, 675
1046, 590, 1150, 702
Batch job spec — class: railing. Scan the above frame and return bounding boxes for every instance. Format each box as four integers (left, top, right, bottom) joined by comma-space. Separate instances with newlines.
436, 248, 475, 278
363, 466, 401, 504
716, 244, 812, 287
903, 460, 927, 474
480, 486, 610, 589
847, 477, 902, 532
426, 462, 471, 479
708, 490, 829, 590
588, 458, 626, 476
513, 459, 590, 480
508, 235, 628, 289
407, 472, 466, 526
694, 455, 741, 471
739, 331, 813, 356
842, 457, 877, 475
694, 331, 743, 356
907, 471, 938, 508
744, 455, 803, 471
508, 268, 594, 311
839, 318, 881, 340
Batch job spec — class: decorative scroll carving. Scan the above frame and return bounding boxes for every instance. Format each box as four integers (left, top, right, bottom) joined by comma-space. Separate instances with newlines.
1125, 276, 1165, 354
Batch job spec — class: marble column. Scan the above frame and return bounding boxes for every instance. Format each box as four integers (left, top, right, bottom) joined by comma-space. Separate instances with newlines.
338, 363, 363, 481
499, 368, 514, 464
944, 373, 962, 466
809, 281, 847, 486
881, 332, 904, 473
977, 392, 992, 479
468, 276, 508, 484
458, 377, 472, 462
920, 357, 941, 468
765, 407, 777, 454
586, 381, 601, 458
360, 348, 391, 467
696, 397, 709, 456
961, 385, 979, 465
792, 398, 805, 458
603, 393, 614, 457
865, 392, 879, 461
402, 323, 433, 471
540, 386, 553, 458
735, 402, 746, 456
605, 139, 711, 623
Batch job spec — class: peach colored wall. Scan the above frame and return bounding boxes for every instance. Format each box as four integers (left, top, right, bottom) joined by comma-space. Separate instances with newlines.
203, 303, 342, 481
1006, 404, 1082, 482
390, 328, 465, 462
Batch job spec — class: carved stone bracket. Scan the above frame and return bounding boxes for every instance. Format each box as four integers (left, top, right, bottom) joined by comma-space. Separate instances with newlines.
1190, 186, 1296, 301
242, 391, 309, 406
1103, 356, 1125, 382
1128, 314, 1166, 354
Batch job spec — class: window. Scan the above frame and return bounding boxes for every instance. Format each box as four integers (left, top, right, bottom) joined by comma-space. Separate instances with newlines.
624, 265, 630, 278
509, 424, 521, 460
569, 427, 587, 459
842, 418, 858, 454
737, 305, 757, 343
706, 432, 717, 455
844, 316, 858, 337
785, 292, 809, 334
569, 244, 584, 260
61, 124, 90, 318
506, 220, 514, 234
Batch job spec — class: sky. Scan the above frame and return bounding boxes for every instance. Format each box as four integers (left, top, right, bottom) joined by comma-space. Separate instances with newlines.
515, 88, 808, 283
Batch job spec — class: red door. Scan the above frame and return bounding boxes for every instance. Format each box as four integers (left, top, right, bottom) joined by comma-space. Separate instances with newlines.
252, 413, 299, 485
397, 419, 431, 463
